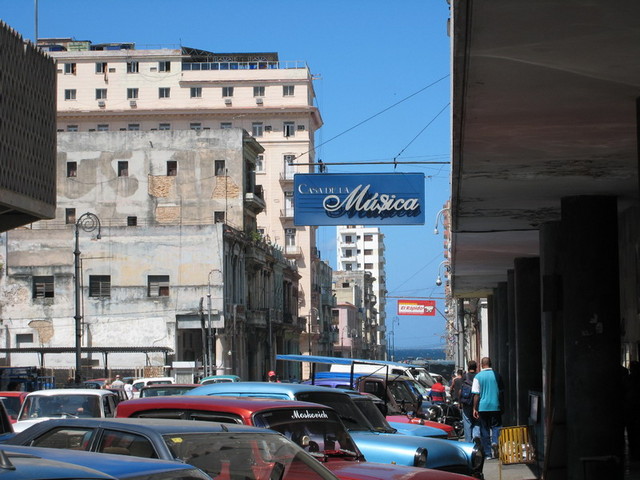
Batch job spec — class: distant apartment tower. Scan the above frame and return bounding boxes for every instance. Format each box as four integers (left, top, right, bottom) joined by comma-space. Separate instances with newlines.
40, 39, 325, 356
0, 23, 56, 231
336, 226, 387, 359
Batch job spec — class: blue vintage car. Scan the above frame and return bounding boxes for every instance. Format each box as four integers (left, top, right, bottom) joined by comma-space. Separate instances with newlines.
0, 444, 211, 479
186, 382, 484, 478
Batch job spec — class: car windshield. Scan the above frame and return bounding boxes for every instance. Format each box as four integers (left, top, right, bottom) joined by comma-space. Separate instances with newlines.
19, 395, 100, 420
140, 386, 196, 397
294, 392, 372, 432
163, 432, 338, 480
252, 408, 360, 458
350, 397, 396, 433
388, 381, 419, 405
0, 396, 22, 418
409, 368, 435, 388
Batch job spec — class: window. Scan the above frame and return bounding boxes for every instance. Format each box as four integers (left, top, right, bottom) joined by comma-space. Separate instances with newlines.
214, 211, 225, 223
64, 89, 76, 100
364, 234, 373, 241
148, 275, 170, 297
345, 249, 353, 257
253, 86, 265, 97
127, 216, 137, 226
127, 124, 140, 131
95, 62, 107, 73
95, 89, 107, 100
127, 88, 139, 99
345, 235, 353, 243
65, 208, 76, 224
222, 86, 234, 97
190, 87, 202, 98
190, 122, 202, 131
283, 85, 294, 96
215, 160, 226, 176
16, 334, 33, 346
158, 87, 170, 98
345, 264, 353, 271
364, 249, 373, 255
283, 122, 295, 137
365, 263, 374, 269
252, 122, 263, 137
159, 123, 171, 131
256, 154, 264, 173
97, 124, 109, 132
67, 125, 78, 132
220, 122, 232, 129
89, 276, 111, 298
167, 161, 177, 176
64, 63, 76, 75
158, 61, 171, 72
67, 162, 77, 178
127, 61, 139, 73
33, 276, 54, 298
285, 228, 296, 245
118, 161, 128, 177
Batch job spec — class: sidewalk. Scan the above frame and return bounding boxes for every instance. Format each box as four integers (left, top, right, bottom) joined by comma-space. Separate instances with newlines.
481, 458, 537, 480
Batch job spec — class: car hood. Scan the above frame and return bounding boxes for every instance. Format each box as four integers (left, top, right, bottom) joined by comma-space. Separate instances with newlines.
13, 417, 52, 433
349, 431, 470, 470
329, 460, 471, 480
388, 422, 448, 438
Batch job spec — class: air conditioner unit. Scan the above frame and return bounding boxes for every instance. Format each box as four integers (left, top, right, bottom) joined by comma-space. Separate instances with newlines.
224, 98, 232, 105
129, 100, 137, 107
97, 100, 105, 107
256, 97, 263, 105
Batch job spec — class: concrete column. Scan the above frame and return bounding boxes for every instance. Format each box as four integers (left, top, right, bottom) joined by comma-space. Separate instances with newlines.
487, 293, 497, 362
539, 221, 567, 479
513, 257, 542, 425
495, 282, 510, 418
506, 270, 517, 426
561, 196, 623, 479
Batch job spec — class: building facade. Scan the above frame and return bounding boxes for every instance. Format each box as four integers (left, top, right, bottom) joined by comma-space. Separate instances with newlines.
41, 39, 325, 358
336, 225, 386, 358
0, 22, 57, 231
0, 129, 300, 380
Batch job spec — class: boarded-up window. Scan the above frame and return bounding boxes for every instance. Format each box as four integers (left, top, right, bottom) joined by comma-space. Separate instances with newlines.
148, 275, 170, 297
89, 276, 111, 298
33, 276, 54, 298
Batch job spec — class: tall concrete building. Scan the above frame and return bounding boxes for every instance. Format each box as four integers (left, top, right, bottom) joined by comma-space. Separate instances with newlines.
336, 225, 386, 358
40, 39, 326, 359
0, 129, 301, 381
0, 23, 57, 231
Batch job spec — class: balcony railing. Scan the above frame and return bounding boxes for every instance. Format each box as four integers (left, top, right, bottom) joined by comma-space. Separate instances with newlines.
284, 245, 302, 257
182, 60, 308, 71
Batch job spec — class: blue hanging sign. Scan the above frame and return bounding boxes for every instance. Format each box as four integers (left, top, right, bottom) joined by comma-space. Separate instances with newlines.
294, 173, 425, 226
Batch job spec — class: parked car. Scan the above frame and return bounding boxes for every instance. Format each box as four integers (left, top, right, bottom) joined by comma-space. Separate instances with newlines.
0, 444, 211, 479
5, 417, 341, 480
116, 396, 475, 480
14, 388, 119, 433
0, 391, 27, 423
183, 382, 484, 478
131, 376, 174, 398
199, 374, 241, 385
139, 383, 200, 398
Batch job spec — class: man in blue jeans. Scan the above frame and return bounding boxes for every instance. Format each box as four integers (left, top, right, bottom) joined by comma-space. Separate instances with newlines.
472, 356, 503, 459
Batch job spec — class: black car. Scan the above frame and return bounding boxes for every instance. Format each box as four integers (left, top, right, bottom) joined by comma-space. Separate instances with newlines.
5, 417, 340, 480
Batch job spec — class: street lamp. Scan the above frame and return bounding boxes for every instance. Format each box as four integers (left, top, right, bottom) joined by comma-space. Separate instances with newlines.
74, 212, 101, 384
433, 207, 450, 235
207, 269, 220, 377
435, 260, 450, 287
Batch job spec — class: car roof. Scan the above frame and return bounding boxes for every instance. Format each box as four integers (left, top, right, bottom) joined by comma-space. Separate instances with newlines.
186, 381, 351, 397
0, 450, 114, 479
133, 377, 174, 382
0, 391, 27, 398
25, 388, 116, 397
117, 395, 334, 417
140, 383, 200, 388
9, 417, 271, 437
0, 444, 204, 478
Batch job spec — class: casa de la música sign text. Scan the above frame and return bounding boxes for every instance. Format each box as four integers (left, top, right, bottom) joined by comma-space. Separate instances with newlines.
293, 173, 425, 226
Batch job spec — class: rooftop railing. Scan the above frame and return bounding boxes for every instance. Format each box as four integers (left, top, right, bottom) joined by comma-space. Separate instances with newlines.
182, 60, 307, 71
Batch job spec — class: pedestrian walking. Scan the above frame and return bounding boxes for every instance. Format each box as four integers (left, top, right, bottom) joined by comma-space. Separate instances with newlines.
459, 361, 480, 442
450, 369, 463, 402
472, 357, 504, 459
124, 378, 134, 400
110, 375, 124, 389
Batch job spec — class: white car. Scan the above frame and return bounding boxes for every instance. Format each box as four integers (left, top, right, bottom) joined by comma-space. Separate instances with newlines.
14, 388, 119, 433
131, 377, 174, 398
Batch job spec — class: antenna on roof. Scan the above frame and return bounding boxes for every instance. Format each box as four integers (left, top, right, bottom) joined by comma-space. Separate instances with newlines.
34, 0, 38, 42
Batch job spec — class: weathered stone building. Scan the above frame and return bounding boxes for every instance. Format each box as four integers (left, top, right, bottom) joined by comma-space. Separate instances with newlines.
0, 129, 301, 380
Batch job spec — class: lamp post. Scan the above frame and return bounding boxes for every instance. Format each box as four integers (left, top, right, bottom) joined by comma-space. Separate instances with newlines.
74, 212, 101, 384
207, 269, 220, 377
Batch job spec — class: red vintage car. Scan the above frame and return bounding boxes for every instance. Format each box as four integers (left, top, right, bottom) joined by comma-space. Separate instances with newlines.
0, 391, 27, 423
116, 396, 473, 480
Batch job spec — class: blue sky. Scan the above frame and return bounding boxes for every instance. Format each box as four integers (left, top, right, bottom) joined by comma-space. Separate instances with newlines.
0, 0, 452, 350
